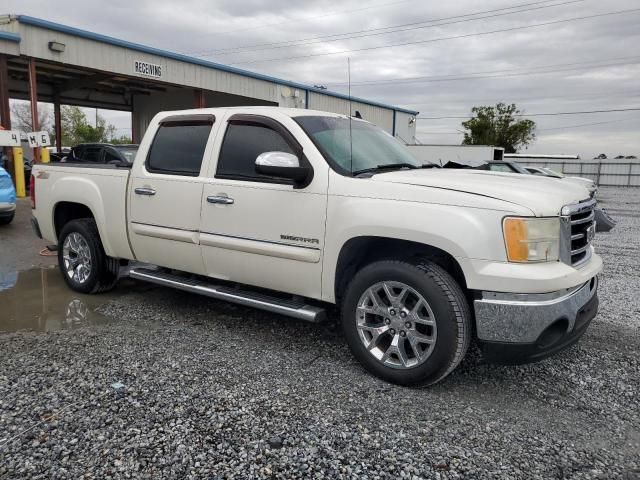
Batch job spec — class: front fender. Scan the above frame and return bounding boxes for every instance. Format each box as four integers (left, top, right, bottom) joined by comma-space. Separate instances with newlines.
322, 196, 512, 302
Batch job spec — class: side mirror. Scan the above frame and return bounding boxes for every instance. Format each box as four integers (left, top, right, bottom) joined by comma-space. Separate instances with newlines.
255, 151, 311, 184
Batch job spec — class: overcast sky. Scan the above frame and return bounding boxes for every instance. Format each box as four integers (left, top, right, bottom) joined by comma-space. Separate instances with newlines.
5, 0, 640, 158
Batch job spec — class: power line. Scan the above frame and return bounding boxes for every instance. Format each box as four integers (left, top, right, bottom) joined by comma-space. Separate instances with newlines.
182, 0, 415, 41
193, 0, 583, 57
537, 117, 640, 132
229, 8, 640, 65
417, 107, 640, 120
327, 56, 640, 87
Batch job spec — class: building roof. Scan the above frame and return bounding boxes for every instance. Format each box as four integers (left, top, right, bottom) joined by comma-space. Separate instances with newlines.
505, 154, 580, 160
11, 15, 419, 116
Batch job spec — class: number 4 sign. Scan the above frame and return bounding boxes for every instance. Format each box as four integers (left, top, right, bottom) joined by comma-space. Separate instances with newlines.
0, 130, 20, 147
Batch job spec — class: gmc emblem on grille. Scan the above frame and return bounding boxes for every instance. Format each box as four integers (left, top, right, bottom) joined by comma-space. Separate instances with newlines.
586, 224, 596, 243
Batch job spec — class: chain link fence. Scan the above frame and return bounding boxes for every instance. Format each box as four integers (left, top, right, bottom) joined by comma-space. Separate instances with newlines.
524, 161, 640, 186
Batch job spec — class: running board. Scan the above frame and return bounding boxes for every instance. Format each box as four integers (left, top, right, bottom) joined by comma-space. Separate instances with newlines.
128, 267, 326, 323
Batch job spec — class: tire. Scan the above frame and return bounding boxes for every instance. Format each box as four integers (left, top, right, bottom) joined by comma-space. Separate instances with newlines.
57, 218, 120, 294
0, 213, 14, 225
341, 259, 471, 387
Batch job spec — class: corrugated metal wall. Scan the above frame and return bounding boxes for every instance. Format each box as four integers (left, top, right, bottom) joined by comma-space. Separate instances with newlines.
394, 111, 417, 143
308, 92, 394, 134
14, 23, 280, 104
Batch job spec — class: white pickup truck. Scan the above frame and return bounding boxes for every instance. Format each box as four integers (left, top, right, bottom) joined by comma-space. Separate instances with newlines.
30, 107, 601, 386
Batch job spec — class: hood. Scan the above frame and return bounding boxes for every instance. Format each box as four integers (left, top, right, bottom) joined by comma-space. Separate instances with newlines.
370, 169, 591, 216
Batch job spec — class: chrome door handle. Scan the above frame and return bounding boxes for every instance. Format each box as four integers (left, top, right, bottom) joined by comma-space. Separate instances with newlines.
207, 195, 234, 205
135, 187, 156, 196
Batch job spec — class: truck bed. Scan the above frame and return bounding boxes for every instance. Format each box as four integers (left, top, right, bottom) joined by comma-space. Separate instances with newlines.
31, 163, 133, 259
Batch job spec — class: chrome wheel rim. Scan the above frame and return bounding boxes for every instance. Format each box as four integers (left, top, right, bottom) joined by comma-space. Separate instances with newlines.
62, 232, 92, 284
356, 281, 437, 369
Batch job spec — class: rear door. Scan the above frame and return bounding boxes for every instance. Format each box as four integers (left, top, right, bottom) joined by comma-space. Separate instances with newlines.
200, 112, 328, 299
128, 113, 218, 274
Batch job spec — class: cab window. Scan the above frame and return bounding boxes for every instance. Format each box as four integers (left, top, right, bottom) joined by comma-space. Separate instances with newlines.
146, 116, 214, 176
216, 122, 295, 182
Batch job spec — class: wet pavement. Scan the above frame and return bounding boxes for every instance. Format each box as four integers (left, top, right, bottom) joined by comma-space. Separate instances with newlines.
0, 198, 56, 276
0, 267, 113, 333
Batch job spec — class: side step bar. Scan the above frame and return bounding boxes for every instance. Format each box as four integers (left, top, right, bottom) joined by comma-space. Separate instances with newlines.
128, 267, 326, 323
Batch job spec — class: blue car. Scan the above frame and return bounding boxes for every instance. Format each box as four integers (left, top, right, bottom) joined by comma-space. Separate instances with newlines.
0, 166, 16, 225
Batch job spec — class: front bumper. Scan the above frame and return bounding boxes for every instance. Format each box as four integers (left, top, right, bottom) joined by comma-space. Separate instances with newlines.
0, 202, 16, 214
474, 276, 598, 364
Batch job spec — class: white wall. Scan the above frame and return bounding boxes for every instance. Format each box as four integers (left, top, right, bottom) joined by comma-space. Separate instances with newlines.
406, 145, 503, 167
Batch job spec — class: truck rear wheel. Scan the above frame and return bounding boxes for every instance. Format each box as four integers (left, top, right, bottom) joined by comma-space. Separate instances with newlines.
57, 219, 119, 294
341, 259, 471, 387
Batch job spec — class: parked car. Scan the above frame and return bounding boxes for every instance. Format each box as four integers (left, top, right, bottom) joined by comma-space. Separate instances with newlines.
30, 107, 601, 387
523, 166, 615, 231
47, 146, 71, 163
65, 143, 139, 166
524, 166, 597, 196
478, 160, 531, 175
0, 166, 16, 225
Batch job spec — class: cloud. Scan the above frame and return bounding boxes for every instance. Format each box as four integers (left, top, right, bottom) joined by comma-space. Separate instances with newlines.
4, 0, 639, 157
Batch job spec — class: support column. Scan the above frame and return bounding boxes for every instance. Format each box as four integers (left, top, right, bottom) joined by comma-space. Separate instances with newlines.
194, 89, 205, 108
131, 94, 139, 144
28, 58, 41, 163
53, 92, 62, 153
0, 54, 15, 183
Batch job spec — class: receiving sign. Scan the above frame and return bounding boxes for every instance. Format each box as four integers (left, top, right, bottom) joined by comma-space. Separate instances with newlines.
134, 60, 162, 78
0, 130, 20, 147
27, 131, 51, 147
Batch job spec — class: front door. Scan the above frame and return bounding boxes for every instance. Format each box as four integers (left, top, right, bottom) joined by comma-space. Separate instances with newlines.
128, 114, 217, 274
200, 113, 328, 299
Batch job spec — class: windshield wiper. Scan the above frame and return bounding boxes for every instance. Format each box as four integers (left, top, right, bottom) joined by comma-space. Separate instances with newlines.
353, 162, 438, 176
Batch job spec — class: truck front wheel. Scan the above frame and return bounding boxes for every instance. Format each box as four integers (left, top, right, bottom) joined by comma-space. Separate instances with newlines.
341, 260, 471, 387
57, 219, 119, 294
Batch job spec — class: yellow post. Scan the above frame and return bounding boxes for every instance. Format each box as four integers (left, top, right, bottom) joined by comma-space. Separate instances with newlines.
12, 146, 26, 198
40, 148, 50, 163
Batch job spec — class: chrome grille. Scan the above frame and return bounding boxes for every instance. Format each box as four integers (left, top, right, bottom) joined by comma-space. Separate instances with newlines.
560, 198, 596, 266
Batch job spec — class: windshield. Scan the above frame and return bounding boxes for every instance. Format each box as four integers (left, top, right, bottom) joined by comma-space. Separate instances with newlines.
294, 116, 422, 175
114, 145, 139, 164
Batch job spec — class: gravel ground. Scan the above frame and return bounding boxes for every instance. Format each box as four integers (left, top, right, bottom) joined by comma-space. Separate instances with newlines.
1, 187, 639, 479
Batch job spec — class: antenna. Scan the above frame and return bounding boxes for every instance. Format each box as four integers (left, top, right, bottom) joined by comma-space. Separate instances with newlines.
348, 57, 353, 175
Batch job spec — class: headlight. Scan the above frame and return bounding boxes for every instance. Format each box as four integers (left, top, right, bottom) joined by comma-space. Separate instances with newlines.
503, 217, 560, 262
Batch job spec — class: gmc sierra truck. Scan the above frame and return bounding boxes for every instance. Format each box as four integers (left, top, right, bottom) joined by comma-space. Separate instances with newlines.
30, 107, 601, 386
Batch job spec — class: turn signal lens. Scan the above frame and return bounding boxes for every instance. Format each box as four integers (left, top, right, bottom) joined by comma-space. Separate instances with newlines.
503, 217, 560, 263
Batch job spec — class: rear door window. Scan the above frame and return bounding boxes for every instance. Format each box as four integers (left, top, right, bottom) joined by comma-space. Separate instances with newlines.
81, 147, 102, 162
147, 116, 214, 176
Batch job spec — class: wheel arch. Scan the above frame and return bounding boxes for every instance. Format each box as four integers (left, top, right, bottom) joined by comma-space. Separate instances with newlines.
333, 236, 468, 304
53, 201, 96, 239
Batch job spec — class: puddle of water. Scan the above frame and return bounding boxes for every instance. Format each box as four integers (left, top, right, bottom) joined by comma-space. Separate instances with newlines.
0, 267, 114, 332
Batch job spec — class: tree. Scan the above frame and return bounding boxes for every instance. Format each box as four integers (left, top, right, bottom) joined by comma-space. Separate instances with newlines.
60, 106, 118, 145
110, 134, 133, 145
10, 101, 53, 134
10, 102, 125, 147
461, 103, 536, 153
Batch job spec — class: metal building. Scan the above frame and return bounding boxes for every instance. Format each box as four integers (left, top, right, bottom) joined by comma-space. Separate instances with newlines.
0, 14, 419, 149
